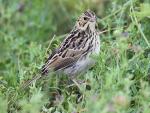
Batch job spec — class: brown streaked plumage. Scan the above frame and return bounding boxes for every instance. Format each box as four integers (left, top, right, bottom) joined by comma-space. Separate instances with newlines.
23, 9, 100, 88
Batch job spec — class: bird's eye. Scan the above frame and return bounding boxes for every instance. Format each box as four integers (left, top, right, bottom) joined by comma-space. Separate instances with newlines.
83, 17, 88, 21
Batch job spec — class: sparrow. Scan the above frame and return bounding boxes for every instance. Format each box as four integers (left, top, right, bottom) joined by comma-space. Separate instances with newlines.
23, 9, 100, 88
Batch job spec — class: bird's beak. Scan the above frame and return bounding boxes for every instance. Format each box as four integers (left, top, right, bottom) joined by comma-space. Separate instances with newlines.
90, 19, 96, 22
90, 17, 96, 22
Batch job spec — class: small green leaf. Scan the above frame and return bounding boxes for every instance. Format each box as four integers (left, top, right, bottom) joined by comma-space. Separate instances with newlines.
135, 3, 150, 20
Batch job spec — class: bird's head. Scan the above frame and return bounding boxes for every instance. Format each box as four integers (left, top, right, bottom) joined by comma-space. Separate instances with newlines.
76, 10, 97, 31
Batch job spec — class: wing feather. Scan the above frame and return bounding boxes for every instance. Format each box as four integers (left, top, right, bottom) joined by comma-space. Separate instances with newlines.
41, 29, 89, 75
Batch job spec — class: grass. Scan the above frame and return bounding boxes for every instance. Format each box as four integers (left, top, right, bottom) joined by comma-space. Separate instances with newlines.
0, 0, 150, 113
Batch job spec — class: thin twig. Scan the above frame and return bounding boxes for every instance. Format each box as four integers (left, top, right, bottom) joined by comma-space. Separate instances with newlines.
45, 34, 56, 56
130, 0, 150, 47
98, 0, 132, 22
98, 26, 127, 35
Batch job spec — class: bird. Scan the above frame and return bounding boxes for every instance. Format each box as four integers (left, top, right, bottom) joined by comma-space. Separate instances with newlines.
23, 9, 100, 88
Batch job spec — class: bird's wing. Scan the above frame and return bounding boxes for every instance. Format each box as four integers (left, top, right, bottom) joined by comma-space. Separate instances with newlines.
22, 30, 91, 88
41, 29, 90, 75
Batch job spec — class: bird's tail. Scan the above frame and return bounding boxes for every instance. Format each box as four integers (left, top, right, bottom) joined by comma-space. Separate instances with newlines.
21, 74, 42, 89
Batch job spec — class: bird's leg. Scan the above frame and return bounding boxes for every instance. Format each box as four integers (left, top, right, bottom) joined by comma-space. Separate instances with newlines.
67, 75, 86, 103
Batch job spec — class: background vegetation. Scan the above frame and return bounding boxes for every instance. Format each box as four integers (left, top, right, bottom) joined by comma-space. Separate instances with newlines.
0, 0, 150, 113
